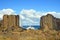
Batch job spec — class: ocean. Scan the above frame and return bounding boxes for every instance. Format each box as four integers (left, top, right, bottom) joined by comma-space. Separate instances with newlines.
23, 25, 40, 30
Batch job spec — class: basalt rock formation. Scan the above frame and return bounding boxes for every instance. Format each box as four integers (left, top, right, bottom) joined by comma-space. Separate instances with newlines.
0, 15, 23, 32
40, 14, 60, 31
0, 14, 60, 40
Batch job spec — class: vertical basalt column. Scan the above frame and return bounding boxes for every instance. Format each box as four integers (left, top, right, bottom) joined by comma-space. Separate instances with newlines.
3, 15, 8, 30
3, 15, 19, 29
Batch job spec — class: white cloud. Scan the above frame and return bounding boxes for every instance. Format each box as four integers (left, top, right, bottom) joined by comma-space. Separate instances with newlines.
0, 9, 16, 15
20, 15, 25, 19
44, 12, 60, 18
0, 9, 60, 27
0, 9, 16, 19
19, 9, 60, 26
26, 18, 34, 23
19, 9, 40, 26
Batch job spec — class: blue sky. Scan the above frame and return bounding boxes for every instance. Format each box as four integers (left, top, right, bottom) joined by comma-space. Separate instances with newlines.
0, 0, 60, 29
0, 0, 60, 13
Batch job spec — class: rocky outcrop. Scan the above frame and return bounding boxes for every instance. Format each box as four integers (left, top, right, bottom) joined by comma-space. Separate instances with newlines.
0, 15, 23, 32
3, 15, 19, 28
0, 14, 60, 40
40, 14, 60, 31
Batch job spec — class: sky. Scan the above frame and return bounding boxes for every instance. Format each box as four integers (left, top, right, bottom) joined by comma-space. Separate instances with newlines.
0, 0, 60, 12
0, 0, 60, 29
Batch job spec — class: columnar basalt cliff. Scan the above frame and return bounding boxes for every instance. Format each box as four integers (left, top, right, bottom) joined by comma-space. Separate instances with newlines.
3, 15, 19, 29
0, 15, 23, 32
40, 14, 60, 31
0, 14, 60, 40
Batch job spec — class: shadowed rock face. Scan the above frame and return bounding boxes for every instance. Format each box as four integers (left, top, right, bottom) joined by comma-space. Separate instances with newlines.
40, 14, 60, 31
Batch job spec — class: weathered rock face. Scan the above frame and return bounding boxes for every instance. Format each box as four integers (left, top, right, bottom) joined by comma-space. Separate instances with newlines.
55, 18, 60, 30
0, 15, 23, 32
0, 20, 3, 27
0, 14, 60, 40
3, 15, 19, 29
40, 14, 60, 31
